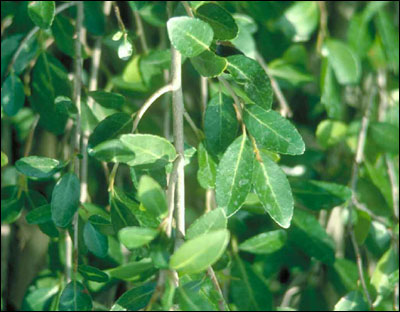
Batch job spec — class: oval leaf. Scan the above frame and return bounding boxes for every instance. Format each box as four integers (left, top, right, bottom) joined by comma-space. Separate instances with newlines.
119, 226, 159, 249
84, 221, 108, 258
216, 135, 254, 217
190, 50, 227, 77
186, 208, 227, 240
1, 72, 25, 117
197, 142, 217, 189
16, 156, 64, 179
28, 1, 55, 29
78, 265, 109, 283
111, 283, 156, 311
138, 175, 168, 219
239, 230, 287, 254
88, 91, 125, 109
58, 282, 92, 311
334, 291, 369, 311
167, 16, 214, 57
1, 151, 8, 168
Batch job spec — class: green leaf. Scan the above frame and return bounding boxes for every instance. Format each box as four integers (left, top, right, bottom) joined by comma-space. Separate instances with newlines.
323, 39, 361, 85
167, 16, 214, 57
88, 91, 125, 110
177, 280, 217, 311
58, 282, 92, 311
216, 135, 254, 217
84, 221, 108, 258
369, 122, 399, 155
51, 15, 77, 57
190, 50, 227, 77
120, 134, 177, 169
111, 283, 156, 311
280, 1, 319, 42
1, 186, 24, 224
239, 230, 287, 254
51, 173, 81, 228
204, 92, 238, 156
354, 209, 371, 246
1, 152, 8, 168
186, 208, 227, 240
107, 258, 154, 281
291, 179, 352, 211
316, 120, 348, 149
252, 150, 294, 228
15, 156, 64, 179
170, 229, 230, 275
28, 1, 55, 29
91, 139, 135, 163
289, 209, 335, 265
334, 291, 369, 311
231, 255, 273, 311
267, 59, 314, 86
118, 226, 159, 249
197, 142, 217, 189
244, 105, 305, 155
26, 204, 52, 224
88, 112, 133, 149
84, 1, 106, 36
1, 72, 25, 116
376, 9, 399, 73
78, 265, 109, 283
138, 175, 168, 219
227, 55, 273, 110
195, 3, 238, 40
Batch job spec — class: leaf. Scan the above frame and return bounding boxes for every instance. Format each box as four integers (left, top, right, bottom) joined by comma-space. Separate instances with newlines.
1, 152, 8, 168
289, 209, 335, 265
91, 139, 136, 163
26, 204, 52, 224
354, 209, 371, 246
51, 173, 81, 228
83, 221, 108, 258
267, 59, 314, 86
323, 39, 361, 85
27, 1, 55, 29
230, 255, 273, 311
1, 186, 24, 224
227, 55, 273, 110
195, 3, 238, 40
177, 280, 218, 311
167, 16, 214, 57
84, 2, 106, 36
88, 91, 125, 110
252, 150, 294, 228
290, 179, 352, 211
51, 15, 77, 57
120, 134, 177, 168
111, 283, 156, 311
118, 226, 159, 249
334, 291, 369, 311
376, 9, 399, 73
369, 122, 399, 155
1, 72, 25, 116
244, 104, 305, 155
316, 120, 348, 149
279, 1, 319, 42
204, 92, 239, 156
239, 230, 287, 255
88, 113, 133, 149
78, 265, 109, 283
186, 208, 227, 240
15, 156, 64, 179
215, 135, 254, 217
190, 50, 227, 77
58, 282, 92, 311
197, 142, 217, 189
170, 229, 230, 275
107, 258, 154, 281
138, 175, 168, 220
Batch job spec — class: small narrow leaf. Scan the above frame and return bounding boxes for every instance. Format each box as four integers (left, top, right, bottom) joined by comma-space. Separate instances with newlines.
195, 3, 238, 40
51, 173, 81, 228
216, 135, 254, 217
170, 229, 230, 274
227, 55, 273, 110
58, 282, 92, 311
16, 156, 65, 179
1, 72, 25, 117
120, 134, 176, 168
84, 222, 108, 258
252, 151, 294, 228
138, 175, 168, 219
204, 93, 239, 156
118, 226, 159, 249
190, 50, 227, 77
197, 142, 217, 189
107, 259, 154, 281
91, 139, 135, 163
78, 265, 109, 283
111, 283, 156, 311
167, 17, 214, 57
28, 1, 55, 29
244, 105, 305, 155
88, 91, 125, 109
369, 122, 399, 155
239, 230, 287, 254
186, 208, 227, 240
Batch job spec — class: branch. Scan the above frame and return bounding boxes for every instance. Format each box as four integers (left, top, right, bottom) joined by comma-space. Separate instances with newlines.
316, 1, 328, 55
255, 52, 293, 118
207, 267, 227, 311
182, 1, 194, 17
134, 10, 149, 53
7, 2, 76, 76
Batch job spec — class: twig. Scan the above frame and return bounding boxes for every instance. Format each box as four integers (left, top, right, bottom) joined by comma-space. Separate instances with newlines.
184, 110, 203, 141
201, 77, 208, 118
6, 2, 76, 76
316, 1, 328, 55
182, 1, 194, 17
171, 45, 186, 249
23, 115, 40, 157
386, 156, 399, 222
112, 2, 126, 33
347, 82, 376, 310
255, 53, 293, 118
218, 77, 243, 123
207, 267, 227, 311
133, 10, 149, 53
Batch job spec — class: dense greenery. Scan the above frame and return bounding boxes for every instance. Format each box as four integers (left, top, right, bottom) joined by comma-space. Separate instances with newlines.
1, 1, 399, 311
